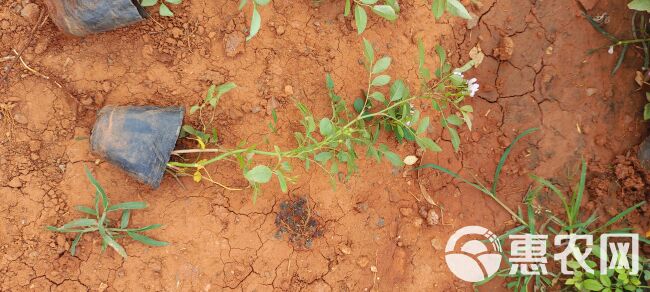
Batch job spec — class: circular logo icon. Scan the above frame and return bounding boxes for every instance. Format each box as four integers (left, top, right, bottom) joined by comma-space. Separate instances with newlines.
445, 226, 502, 282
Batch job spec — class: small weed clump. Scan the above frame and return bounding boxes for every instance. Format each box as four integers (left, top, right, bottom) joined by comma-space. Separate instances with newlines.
47, 167, 168, 258
419, 129, 649, 291
586, 3, 650, 119
168, 39, 477, 201
274, 197, 323, 249
140, 0, 182, 17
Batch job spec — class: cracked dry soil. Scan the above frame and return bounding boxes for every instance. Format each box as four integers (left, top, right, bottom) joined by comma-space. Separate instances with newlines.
1, 0, 648, 291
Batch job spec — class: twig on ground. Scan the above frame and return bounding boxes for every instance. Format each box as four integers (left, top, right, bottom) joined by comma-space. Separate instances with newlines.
1, 10, 46, 84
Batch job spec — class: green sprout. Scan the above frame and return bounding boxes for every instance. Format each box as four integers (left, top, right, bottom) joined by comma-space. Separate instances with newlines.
47, 167, 168, 258
167, 39, 478, 202
140, 0, 182, 17
239, 0, 271, 41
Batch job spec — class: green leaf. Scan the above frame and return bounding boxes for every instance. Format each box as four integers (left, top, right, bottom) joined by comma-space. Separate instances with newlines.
354, 5, 368, 34
120, 210, 130, 229
371, 75, 391, 86
141, 0, 158, 7
448, 127, 460, 152
189, 105, 200, 114
63, 218, 98, 229
245, 165, 273, 183
214, 82, 236, 105
107, 202, 147, 212
159, 3, 174, 16
600, 275, 612, 287
344, 0, 351, 16
131, 224, 163, 232
389, 79, 407, 101
276, 171, 288, 193
326, 74, 335, 90
369, 92, 385, 103
246, 5, 262, 41
372, 57, 391, 74
371, 5, 397, 21
492, 128, 538, 195
446, 0, 471, 19
75, 205, 97, 216
253, 0, 270, 5
98, 226, 127, 258
381, 150, 403, 167
238, 0, 248, 10
84, 166, 108, 211
361, 0, 379, 4
319, 118, 334, 136
314, 152, 333, 162
446, 115, 463, 126
644, 103, 650, 120
417, 117, 430, 135
363, 38, 375, 64
435, 45, 447, 66
416, 137, 442, 152
70, 233, 83, 256
583, 279, 604, 291
353, 97, 365, 113
127, 231, 169, 247
629, 0, 650, 12
431, 0, 446, 19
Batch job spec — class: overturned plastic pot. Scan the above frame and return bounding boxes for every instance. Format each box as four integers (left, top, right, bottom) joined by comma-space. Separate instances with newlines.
44, 0, 147, 36
91, 106, 184, 188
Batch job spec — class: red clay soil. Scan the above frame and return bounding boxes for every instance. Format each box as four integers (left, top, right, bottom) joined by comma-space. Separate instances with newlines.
0, 0, 648, 291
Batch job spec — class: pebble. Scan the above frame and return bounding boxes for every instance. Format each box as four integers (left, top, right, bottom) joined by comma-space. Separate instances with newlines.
399, 207, 413, 217
339, 245, 352, 255
8, 177, 22, 188
276, 25, 285, 35
426, 209, 440, 226
431, 238, 444, 250
284, 85, 294, 96
13, 113, 27, 124
20, 3, 40, 23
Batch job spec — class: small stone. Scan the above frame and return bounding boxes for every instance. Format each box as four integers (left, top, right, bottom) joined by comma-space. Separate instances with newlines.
586, 88, 598, 97
284, 85, 294, 96
98, 283, 108, 292
20, 4, 40, 23
80, 97, 93, 106
399, 207, 413, 217
426, 209, 440, 226
224, 32, 245, 57
171, 27, 183, 39
339, 245, 352, 255
431, 238, 444, 250
357, 256, 370, 268
355, 202, 368, 213
13, 113, 27, 124
276, 25, 285, 35
8, 177, 22, 188
370, 266, 378, 273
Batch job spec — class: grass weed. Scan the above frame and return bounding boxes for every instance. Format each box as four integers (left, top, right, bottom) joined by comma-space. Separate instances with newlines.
47, 167, 168, 258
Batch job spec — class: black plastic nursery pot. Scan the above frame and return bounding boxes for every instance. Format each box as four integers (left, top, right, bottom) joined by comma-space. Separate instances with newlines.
44, 0, 147, 36
90, 106, 184, 188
